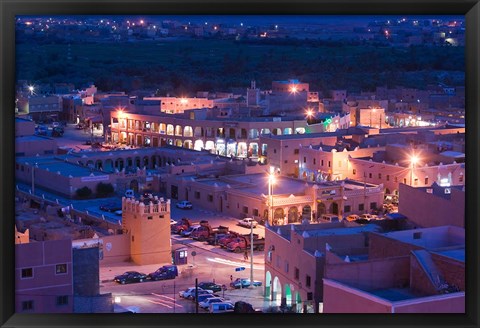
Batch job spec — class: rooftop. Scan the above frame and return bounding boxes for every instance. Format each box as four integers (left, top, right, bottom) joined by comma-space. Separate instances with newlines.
378, 226, 465, 251
17, 156, 109, 177
369, 287, 419, 302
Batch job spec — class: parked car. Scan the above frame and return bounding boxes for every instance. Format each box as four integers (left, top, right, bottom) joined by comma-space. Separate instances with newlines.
346, 214, 360, 222
147, 265, 178, 281
180, 224, 201, 237
193, 292, 220, 303
52, 127, 64, 137
198, 282, 223, 292
99, 202, 122, 212
170, 219, 177, 225
209, 302, 235, 313
360, 214, 375, 221
114, 271, 148, 284
230, 278, 262, 289
179, 287, 213, 299
319, 214, 340, 223
238, 217, 257, 228
199, 297, 226, 309
176, 200, 193, 209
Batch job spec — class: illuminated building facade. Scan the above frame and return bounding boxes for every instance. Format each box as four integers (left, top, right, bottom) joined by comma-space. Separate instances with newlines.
110, 110, 309, 158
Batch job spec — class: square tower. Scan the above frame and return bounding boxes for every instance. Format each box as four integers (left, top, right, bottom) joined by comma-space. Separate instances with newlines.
122, 196, 172, 265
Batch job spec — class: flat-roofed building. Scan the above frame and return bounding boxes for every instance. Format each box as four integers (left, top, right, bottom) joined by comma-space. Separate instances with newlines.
110, 109, 309, 158
15, 118, 57, 157
264, 222, 382, 313
15, 239, 74, 313
165, 173, 384, 224
398, 183, 465, 228
323, 226, 465, 313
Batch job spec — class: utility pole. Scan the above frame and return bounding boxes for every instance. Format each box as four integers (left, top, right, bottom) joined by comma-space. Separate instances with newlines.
250, 222, 254, 288
195, 278, 199, 313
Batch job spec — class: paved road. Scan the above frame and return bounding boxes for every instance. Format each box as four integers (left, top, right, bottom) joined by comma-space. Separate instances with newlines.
100, 233, 268, 313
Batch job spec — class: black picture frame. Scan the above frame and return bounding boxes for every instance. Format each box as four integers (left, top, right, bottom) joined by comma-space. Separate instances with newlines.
1, 0, 479, 327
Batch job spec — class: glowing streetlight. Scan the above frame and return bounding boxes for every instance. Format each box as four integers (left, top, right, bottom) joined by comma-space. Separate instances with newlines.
410, 155, 419, 186
27, 85, 35, 95
268, 167, 276, 225
180, 98, 188, 105
290, 86, 298, 94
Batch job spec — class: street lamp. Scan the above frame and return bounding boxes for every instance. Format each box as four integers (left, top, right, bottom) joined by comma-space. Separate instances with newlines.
305, 109, 314, 124
268, 167, 276, 225
410, 155, 418, 186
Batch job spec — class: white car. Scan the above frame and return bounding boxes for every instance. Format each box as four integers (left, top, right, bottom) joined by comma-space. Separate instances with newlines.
238, 217, 257, 228
170, 219, 177, 225
179, 287, 213, 299
176, 200, 193, 209
360, 214, 375, 221
199, 297, 227, 309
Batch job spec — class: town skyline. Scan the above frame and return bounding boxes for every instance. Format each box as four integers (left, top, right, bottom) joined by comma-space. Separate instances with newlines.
12, 13, 467, 315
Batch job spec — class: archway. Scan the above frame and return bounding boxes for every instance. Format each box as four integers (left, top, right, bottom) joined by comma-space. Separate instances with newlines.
95, 160, 103, 170
330, 202, 339, 215
175, 125, 183, 136
175, 139, 183, 147
317, 203, 326, 218
183, 126, 193, 137
294, 291, 302, 313
104, 159, 113, 172
194, 140, 205, 151
184, 140, 193, 149
143, 156, 149, 168
272, 277, 282, 305
302, 205, 312, 220
126, 157, 133, 170
265, 271, 272, 300
114, 158, 124, 171
166, 124, 174, 135
205, 140, 215, 151
136, 135, 142, 146
288, 207, 299, 223
274, 208, 285, 225
284, 284, 292, 307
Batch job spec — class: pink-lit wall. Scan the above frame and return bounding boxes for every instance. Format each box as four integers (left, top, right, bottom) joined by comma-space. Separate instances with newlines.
368, 233, 422, 259
99, 234, 130, 264
398, 184, 464, 228
324, 254, 410, 291
15, 239, 73, 313
323, 280, 391, 313
323, 279, 465, 313
15, 119, 36, 136
393, 294, 465, 313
